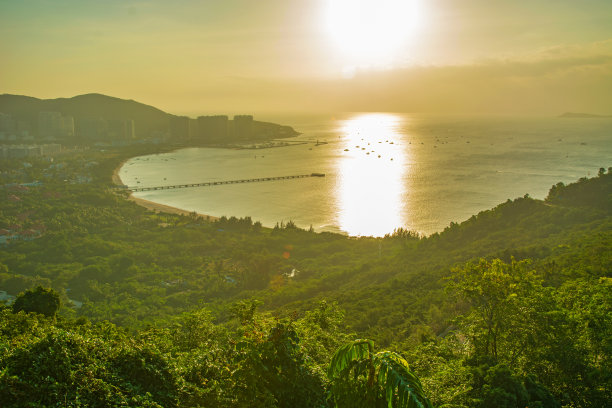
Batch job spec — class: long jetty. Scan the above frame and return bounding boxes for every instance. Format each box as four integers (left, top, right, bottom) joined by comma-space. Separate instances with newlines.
122, 173, 325, 192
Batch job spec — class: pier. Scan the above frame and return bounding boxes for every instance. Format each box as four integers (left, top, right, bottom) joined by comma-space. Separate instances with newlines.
122, 173, 325, 192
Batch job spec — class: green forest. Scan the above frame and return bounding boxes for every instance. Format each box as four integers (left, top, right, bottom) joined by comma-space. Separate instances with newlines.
0, 146, 610, 407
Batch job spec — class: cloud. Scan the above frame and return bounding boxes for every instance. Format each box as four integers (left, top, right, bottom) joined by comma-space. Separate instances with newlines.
279, 39, 612, 115
129, 39, 612, 116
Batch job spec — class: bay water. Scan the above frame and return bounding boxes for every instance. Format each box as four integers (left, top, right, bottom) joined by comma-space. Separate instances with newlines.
119, 113, 611, 236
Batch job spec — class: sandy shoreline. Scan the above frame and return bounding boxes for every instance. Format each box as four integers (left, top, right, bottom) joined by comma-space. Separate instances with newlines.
112, 159, 219, 221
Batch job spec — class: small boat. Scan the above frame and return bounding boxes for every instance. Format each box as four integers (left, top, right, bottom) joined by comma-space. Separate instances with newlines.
344, 149, 349, 151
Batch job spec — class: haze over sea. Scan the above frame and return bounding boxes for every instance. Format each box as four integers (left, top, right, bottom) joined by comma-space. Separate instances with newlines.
120, 113, 612, 237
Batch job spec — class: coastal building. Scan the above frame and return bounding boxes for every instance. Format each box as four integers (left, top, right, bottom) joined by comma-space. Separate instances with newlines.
0, 145, 41, 159
38, 111, 64, 139
125, 119, 135, 140
0, 114, 28, 140
37, 111, 75, 139
0, 144, 61, 159
170, 116, 193, 140
77, 118, 108, 140
41, 143, 62, 156
233, 115, 253, 140
197, 115, 228, 142
17, 120, 32, 139
62, 116, 75, 137
108, 119, 136, 141
79, 117, 135, 141
0, 113, 16, 136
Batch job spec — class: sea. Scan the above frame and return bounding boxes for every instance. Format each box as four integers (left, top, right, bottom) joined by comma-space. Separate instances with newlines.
119, 113, 612, 237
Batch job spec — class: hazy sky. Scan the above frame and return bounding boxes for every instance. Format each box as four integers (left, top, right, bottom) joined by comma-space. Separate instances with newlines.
2, 0, 611, 115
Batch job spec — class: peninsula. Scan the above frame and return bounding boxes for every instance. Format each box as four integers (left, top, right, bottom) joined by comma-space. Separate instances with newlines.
0, 93, 299, 147
558, 112, 612, 119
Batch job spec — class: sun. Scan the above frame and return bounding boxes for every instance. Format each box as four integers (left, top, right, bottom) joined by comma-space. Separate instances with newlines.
325, 0, 422, 65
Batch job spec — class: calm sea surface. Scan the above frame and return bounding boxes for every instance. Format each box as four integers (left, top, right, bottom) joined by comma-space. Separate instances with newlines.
119, 113, 612, 236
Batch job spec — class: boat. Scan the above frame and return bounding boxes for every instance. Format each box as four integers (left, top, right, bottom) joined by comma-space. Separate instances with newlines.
310, 173, 325, 177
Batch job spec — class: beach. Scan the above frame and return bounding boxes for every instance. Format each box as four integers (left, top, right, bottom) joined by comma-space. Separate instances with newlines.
117, 114, 612, 236
112, 160, 219, 221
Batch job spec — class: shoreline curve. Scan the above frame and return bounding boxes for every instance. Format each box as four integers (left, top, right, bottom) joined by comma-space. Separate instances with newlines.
112, 158, 219, 221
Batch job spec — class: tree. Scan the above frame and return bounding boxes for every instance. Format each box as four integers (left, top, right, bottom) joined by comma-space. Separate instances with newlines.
227, 303, 327, 408
12, 286, 61, 318
451, 259, 589, 406
451, 258, 542, 364
328, 339, 433, 408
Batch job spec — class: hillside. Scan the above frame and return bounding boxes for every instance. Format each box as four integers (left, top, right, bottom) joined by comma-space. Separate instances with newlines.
0, 93, 298, 141
0, 93, 171, 138
0, 146, 609, 407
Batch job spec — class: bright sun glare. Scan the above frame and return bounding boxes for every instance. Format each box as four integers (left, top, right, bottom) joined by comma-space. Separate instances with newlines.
325, 0, 422, 66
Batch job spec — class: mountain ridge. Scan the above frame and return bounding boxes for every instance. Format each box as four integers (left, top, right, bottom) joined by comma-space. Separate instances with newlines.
0, 93, 297, 140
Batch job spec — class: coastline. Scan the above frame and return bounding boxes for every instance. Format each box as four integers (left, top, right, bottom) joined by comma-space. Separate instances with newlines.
112, 158, 219, 221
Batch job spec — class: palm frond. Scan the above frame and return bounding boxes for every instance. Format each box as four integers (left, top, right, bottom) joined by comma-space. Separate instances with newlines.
327, 339, 373, 379
374, 351, 433, 408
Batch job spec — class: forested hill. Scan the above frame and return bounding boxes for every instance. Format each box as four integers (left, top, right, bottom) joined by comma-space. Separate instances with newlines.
262, 169, 611, 344
0, 93, 299, 140
0, 93, 170, 138
0, 147, 610, 407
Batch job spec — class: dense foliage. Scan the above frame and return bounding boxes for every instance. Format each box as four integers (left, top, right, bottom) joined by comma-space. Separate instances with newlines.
0, 146, 610, 406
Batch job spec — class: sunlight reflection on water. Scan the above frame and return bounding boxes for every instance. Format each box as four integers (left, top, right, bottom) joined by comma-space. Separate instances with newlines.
121, 113, 612, 237
336, 113, 409, 236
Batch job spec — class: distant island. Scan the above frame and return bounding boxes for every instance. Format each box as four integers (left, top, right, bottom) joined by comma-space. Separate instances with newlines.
0, 93, 299, 148
558, 112, 612, 119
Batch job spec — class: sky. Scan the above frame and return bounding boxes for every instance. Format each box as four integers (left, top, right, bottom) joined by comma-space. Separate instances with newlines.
1, 0, 612, 115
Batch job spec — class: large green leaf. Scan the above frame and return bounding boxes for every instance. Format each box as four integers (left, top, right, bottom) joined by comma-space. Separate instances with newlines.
327, 339, 373, 379
328, 340, 434, 408
374, 352, 433, 408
